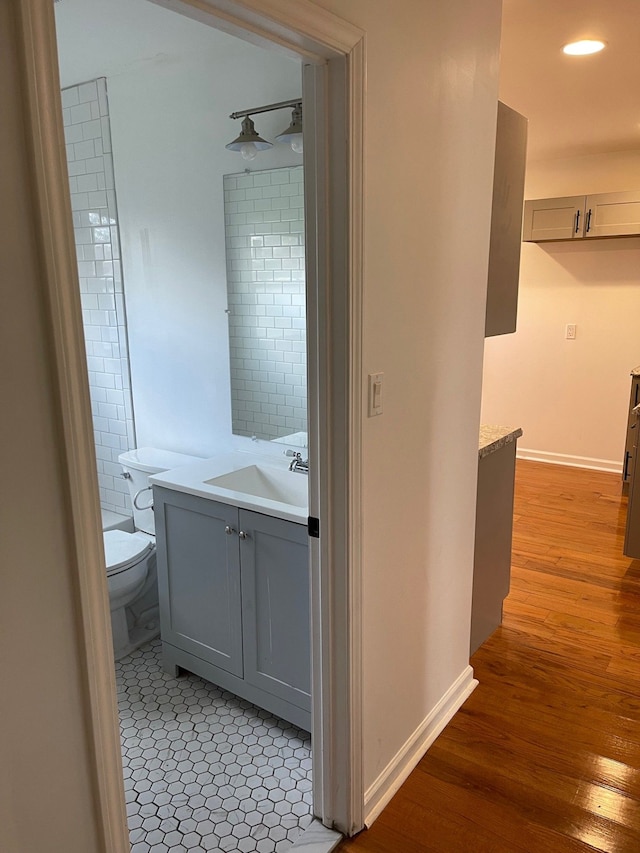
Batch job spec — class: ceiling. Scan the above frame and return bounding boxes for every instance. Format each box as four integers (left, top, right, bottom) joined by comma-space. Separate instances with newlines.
500, 0, 640, 162
56, 0, 639, 165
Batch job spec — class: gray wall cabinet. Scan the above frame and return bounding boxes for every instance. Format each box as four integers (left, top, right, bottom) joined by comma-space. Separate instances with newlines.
154, 486, 311, 730
522, 195, 585, 242
523, 191, 640, 242
485, 101, 528, 338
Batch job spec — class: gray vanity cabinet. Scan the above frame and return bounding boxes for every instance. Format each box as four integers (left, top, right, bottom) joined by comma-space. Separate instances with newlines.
153, 487, 311, 730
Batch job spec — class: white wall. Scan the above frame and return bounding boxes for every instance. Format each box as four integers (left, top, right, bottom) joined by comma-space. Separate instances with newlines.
482, 150, 640, 469
317, 0, 501, 795
106, 20, 302, 457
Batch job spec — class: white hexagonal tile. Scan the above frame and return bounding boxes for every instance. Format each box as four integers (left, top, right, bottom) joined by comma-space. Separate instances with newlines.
213, 820, 233, 838
238, 836, 258, 853
117, 640, 312, 852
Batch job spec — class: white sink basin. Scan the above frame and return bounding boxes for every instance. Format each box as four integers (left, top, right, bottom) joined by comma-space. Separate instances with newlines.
205, 464, 308, 508
149, 452, 309, 524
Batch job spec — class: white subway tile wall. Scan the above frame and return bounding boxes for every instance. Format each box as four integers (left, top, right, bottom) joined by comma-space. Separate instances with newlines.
224, 167, 307, 441
62, 78, 135, 514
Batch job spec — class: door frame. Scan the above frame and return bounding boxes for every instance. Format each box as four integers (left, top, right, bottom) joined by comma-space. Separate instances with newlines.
16, 0, 365, 844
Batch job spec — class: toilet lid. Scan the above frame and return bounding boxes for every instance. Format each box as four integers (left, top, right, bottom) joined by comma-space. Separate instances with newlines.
104, 530, 153, 576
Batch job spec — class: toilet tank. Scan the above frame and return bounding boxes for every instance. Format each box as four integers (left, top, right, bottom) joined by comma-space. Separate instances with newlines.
118, 448, 202, 535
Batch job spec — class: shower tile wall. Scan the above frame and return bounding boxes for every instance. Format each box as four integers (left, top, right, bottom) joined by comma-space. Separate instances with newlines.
62, 78, 135, 514
224, 167, 306, 440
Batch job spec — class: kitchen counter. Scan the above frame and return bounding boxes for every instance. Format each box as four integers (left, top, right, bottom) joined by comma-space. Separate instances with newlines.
632, 365, 640, 376
479, 425, 523, 459
472, 423, 522, 655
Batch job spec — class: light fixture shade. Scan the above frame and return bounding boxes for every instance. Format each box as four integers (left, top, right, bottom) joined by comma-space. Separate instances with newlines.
226, 116, 273, 152
275, 104, 303, 148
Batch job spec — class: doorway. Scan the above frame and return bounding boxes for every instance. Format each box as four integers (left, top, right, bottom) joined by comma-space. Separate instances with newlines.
22, 0, 365, 847
54, 4, 316, 846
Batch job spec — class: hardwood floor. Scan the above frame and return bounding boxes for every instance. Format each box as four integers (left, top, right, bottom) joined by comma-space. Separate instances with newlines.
339, 460, 640, 852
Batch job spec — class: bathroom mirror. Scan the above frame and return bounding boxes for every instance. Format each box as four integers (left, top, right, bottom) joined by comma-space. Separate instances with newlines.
223, 166, 307, 444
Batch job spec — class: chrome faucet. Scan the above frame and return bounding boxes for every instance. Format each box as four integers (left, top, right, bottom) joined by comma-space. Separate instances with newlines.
286, 451, 309, 474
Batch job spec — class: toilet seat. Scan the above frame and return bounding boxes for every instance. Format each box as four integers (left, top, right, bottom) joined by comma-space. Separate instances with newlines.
104, 530, 154, 577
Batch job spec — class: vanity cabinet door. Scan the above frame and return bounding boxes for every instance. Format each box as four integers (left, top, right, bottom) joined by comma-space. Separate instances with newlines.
154, 488, 243, 677
239, 510, 311, 713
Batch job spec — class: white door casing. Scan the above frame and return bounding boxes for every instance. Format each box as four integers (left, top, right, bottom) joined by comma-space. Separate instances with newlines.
16, 0, 365, 845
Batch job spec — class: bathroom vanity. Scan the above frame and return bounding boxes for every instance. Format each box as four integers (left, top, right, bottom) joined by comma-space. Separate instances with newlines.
471, 425, 522, 655
151, 453, 311, 730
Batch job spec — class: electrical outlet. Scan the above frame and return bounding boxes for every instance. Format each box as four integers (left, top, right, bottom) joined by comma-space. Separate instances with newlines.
566, 324, 577, 340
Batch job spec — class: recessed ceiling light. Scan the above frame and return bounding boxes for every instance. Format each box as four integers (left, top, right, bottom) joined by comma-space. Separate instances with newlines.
563, 39, 606, 56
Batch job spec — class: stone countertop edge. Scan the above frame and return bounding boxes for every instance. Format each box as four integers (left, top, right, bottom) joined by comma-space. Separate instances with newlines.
479, 425, 523, 459
632, 365, 640, 376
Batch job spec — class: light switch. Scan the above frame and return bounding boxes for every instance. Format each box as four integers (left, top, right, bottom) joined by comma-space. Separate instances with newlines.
368, 372, 384, 417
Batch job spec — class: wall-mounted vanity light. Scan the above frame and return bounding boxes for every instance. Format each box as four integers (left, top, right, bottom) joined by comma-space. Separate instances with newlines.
275, 104, 303, 154
226, 99, 303, 161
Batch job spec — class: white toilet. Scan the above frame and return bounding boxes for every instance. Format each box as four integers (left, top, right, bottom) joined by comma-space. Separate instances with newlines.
104, 447, 200, 660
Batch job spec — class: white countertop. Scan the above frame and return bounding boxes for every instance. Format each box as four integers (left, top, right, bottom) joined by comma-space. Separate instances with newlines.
150, 451, 308, 525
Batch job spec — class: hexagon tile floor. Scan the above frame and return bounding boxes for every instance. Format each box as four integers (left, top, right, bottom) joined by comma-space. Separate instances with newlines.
116, 639, 313, 852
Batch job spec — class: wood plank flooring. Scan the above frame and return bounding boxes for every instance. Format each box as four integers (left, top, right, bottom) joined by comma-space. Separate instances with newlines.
339, 460, 640, 852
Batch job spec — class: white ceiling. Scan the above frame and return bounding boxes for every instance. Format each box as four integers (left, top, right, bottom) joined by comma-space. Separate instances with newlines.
500, 0, 640, 162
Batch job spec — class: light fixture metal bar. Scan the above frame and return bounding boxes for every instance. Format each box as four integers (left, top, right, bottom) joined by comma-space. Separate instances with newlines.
229, 98, 302, 120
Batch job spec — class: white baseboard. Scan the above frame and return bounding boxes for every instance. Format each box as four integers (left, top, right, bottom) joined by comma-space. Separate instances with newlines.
363, 666, 477, 827
516, 447, 622, 475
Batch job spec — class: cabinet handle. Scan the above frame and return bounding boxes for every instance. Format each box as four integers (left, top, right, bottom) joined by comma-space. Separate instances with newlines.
575, 209, 580, 233
239, 530, 250, 540
586, 208, 592, 233
225, 525, 235, 535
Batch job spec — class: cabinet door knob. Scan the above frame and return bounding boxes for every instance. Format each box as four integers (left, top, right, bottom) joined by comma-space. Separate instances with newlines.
239, 530, 250, 540
225, 525, 235, 535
